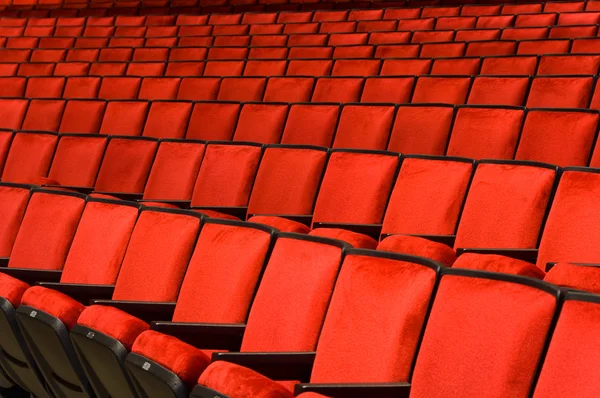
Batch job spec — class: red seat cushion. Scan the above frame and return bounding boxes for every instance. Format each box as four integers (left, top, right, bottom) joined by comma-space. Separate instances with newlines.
198, 360, 294, 398
21, 286, 85, 330
77, 305, 149, 350
453, 253, 546, 279
247, 216, 310, 234
132, 330, 210, 387
377, 235, 456, 267
0, 272, 29, 307
544, 263, 600, 294
309, 228, 377, 249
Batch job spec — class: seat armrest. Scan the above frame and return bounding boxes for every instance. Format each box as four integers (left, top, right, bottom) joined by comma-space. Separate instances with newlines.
151, 321, 245, 351
37, 283, 114, 304
93, 192, 143, 201
90, 300, 176, 323
211, 352, 315, 382
45, 185, 93, 195
294, 382, 411, 398
191, 206, 247, 220
456, 248, 538, 263
312, 223, 382, 239
0, 268, 62, 285
138, 200, 191, 209
0, 258, 8, 267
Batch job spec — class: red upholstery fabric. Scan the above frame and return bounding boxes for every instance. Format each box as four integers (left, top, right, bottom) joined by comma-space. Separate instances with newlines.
312, 151, 399, 225
186, 102, 240, 141
233, 104, 287, 144
382, 157, 472, 236
191, 144, 262, 208
281, 104, 339, 147
9, 191, 85, 270
412, 76, 471, 105
143, 141, 205, 201
454, 253, 546, 279
241, 236, 344, 352
194, 209, 240, 221
309, 252, 437, 383
481, 55, 538, 75
544, 263, 600, 294
537, 171, 600, 269
468, 77, 529, 106
387, 106, 454, 155
21, 286, 85, 330
312, 77, 363, 103
0, 99, 27, 130
21, 99, 65, 132
198, 361, 294, 398
454, 163, 555, 250
533, 299, 600, 397
47, 135, 107, 188
309, 228, 377, 249
264, 77, 315, 103
247, 147, 327, 217
77, 305, 148, 350
0, 272, 29, 307
0, 184, 30, 257
143, 102, 193, 139
538, 55, 600, 75
112, 210, 201, 302
377, 235, 456, 267
297, 394, 329, 398
247, 216, 310, 234
526, 77, 593, 108
410, 273, 558, 397
132, 330, 210, 388
99, 101, 149, 136
172, 222, 272, 323
2, 132, 58, 185
333, 105, 395, 151
59, 100, 106, 134
360, 77, 414, 103
60, 200, 139, 285
0, 130, 12, 177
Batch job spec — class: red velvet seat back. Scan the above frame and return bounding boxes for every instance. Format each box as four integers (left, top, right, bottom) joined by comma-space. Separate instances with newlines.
0, 184, 30, 258
8, 190, 86, 270
112, 208, 201, 302
172, 220, 273, 323
310, 251, 439, 383
143, 140, 206, 201
280, 104, 339, 147
411, 270, 559, 397
247, 146, 327, 218
60, 199, 139, 285
232, 103, 288, 145
47, 135, 107, 188
382, 157, 473, 236
21, 99, 65, 132
1, 131, 58, 185
332, 105, 395, 151
142, 101, 193, 140
454, 161, 556, 250
526, 76, 594, 108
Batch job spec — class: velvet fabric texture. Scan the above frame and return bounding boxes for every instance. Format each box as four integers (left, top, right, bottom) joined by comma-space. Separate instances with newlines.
186, 102, 240, 141
191, 143, 262, 208
247, 147, 327, 217
9, 191, 85, 270
412, 76, 471, 105
312, 77, 363, 103
264, 78, 315, 103
138, 78, 180, 100
468, 77, 529, 106
431, 58, 481, 75
47, 135, 108, 188
379, 59, 431, 76
218, 78, 266, 102
309, 253, 437, 383
2, 132, 58, 185
241, 235, 344, 352
333, 105, 395, 151
466, 41, 516, 56
312, 151, 399, 225
77, 305, 149, 350
382, 157, 473, 236
177, 78, 221, 102
194, 209, 240, 221
447, 107, 524, 160
132, 330, 211, 388
331, 59, 380, 76
21, 286, 85, 330
0, 184, 30, 257
309, 228, 377, 250
0, 130, 12, 177
537, 171, 600, 269
533, 299, 600, 397
544, 263, 600, 294
198, 361, 294, 398
453, 253, 546, 279
0, 272, 29, 307
59, 100, 106, 134
21, 99, 65, 132
480, 55, 538, 75
99, 101, 149, 136
233, 104, 287, 144
410, 274, 558, 398
94, 137, 158, 194
377, 235, 456, 267
60, 201, 139, 285
454, 163, 555, 250
516, 110, 599, 167
538, 54, 600, 75
142, 102, 192, 139
387, 106, 454, 155
98, 77, 141, 100
281, 104, 339, 147
112, 210, 201, 302
247, 216, 310, 234
143, 141, 205, 201
526, 77, 593, 108
172, 222, 272, 323
361, 77, 415, 103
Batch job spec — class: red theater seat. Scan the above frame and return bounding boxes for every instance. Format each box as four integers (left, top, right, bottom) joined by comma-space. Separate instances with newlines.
1, 131, 57, 185
281, 104, 339, 147
332, 104, 395, 151
468, 76, 529, 106
99, 101, 150, 136
232, 103, 287, 144
142, 101, 193, 139
186, 102, 240, 141
526, 76, 594, 108
412, 76, 471, 105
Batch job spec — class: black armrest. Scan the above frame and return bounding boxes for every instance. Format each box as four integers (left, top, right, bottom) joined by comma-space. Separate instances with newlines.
546, 262, 600, 272
0, 268, 62, 285
247, 214, 312, 227
138, 200, 191, 209
37, 282, 115, 304
93, 192, 143, 202
211, 352, 315, 382
90, 300, 176, 323
191, 206, 247, 220
0, 258, 8, 267
151, 321, 245, 351
294, 382, 411, 398
311, 223, 382, 240
45, 185, 93, 195
456, 248, 538, 263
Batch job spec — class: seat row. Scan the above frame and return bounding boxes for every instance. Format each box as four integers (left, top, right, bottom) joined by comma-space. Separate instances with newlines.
1, 188, 600, 397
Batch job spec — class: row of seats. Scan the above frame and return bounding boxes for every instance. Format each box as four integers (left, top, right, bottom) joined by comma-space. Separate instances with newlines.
0, 189, 599, 398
